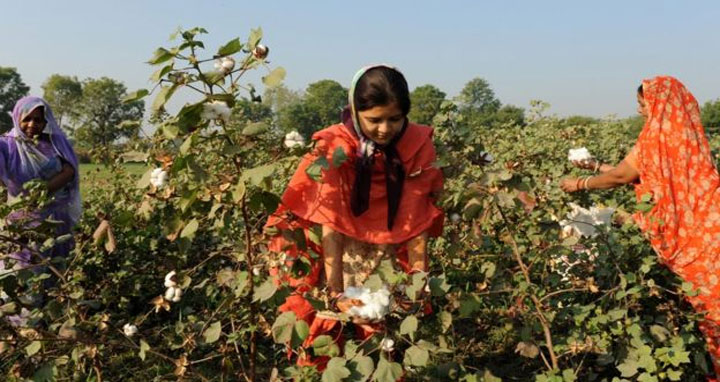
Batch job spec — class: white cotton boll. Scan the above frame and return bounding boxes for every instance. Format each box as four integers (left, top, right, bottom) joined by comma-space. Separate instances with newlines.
450, 213, 461, 223
381, 338, 395, 352
252, 267, 261, 276
221, 57, 235, 71
151, 168, 168, 188
568, 147, 592, 162
344, 285, 391, 321
171, 288, 182, 302
164, 271, 177, 288
165, 286, 177, 301
558, 203, 615, 238
202, 101, 231, 123
123, 323, 138, 337
480, 151, 494, 164
214, 59, 223, 71
284, 131, 306, 149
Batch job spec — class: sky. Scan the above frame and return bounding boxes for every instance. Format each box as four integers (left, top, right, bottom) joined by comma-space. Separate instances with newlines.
2, 0, 719, 118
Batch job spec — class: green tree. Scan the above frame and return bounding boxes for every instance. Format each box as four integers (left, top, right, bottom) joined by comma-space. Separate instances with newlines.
702, 98, 720, 130
304, 79, 347, 128
0, 67, 30, 132
263, 84, 302, 114
41, 74, 83, 132
73, 77, 144, 148
457, 77, 501, 127
275, 80, 347, 138
494, 104, 526, 126
409, 84, 446, 125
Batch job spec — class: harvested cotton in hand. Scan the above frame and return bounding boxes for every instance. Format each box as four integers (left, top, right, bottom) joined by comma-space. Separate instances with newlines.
568, 147, 593, 162
343, 285, 391, 321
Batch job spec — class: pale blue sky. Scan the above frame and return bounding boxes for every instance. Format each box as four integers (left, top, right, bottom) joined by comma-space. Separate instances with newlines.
2, 0, 719, 117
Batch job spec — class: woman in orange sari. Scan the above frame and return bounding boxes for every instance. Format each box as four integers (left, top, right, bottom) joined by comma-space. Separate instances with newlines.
561, 76, 720, 377
265, 65, 444, 368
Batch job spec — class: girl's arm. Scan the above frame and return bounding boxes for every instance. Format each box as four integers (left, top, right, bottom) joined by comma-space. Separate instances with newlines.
322, 225, 344, 294
47, 163, 75, 193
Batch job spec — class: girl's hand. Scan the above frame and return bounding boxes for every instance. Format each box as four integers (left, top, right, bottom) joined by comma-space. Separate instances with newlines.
571, 159, 597, 171
560, 177, 582, 193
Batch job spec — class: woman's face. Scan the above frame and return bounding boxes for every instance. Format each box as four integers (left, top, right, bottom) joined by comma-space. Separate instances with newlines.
636, 92, 648, 118
20, 107, 47, 138
357, 102, 405, 145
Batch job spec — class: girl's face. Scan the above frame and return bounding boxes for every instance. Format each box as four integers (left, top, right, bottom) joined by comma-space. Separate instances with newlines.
357, 102, 405, 145
636, 92, 648, 118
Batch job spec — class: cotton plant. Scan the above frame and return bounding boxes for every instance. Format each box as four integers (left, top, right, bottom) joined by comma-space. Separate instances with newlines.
343, 285, 392, 322
559, 203, 615, 238
284, 131, 305, 149
552, 244, 599, 282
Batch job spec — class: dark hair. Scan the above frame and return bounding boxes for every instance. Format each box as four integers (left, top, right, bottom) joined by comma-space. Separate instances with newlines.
353, 67, 411, 115
637, 84, 643, 97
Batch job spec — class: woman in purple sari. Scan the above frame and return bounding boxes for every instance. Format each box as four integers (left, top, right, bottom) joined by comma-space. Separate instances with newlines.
0, 96, 81, 269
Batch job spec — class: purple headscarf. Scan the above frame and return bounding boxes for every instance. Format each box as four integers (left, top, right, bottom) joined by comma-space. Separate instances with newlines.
0, 96, 81, 225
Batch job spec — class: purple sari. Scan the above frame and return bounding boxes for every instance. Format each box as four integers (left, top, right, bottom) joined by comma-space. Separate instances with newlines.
0, 96, 81, 266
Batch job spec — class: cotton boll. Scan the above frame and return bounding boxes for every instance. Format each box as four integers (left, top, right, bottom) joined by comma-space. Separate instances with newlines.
479, 151, 494, 164
171, 288, 182, 302
253, 44, 269, 59
284, 131, 306, 148
123, 323, 138, 337
151, 168, 168, 188
558, 203, 615, 238
164, 270, 177, 288
165, 286, 177, 301
221, 57, 235, 71
450, 213, 461, 223
568, 147, 592, 162
381, 338, 395, 352
202, 101, 232, 123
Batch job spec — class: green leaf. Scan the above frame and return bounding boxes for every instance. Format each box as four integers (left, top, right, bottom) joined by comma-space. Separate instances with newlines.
152, 84, 178, 111
429, 274, 451, 297
306, 156, 330, 182
180, 219, 199, 239
242, 164, 276, 187
252, 279, 277, 302
247, 27, 263, 49
26, 341, 41, 356
139, 339, 150, 361
148, 47, 174, 65
262, 67, 286, 88
562, 368, 576, 382
348, 355, 374, 382
399, 316, 418, 338
294, 320, 310, 341
123, 89, 149, 103
180, 134, 195, 154
203, 321, 223, 344
242, 122, 269, 136
403, 345, 429, 367
373, 356, 402, 382
332, 147, 348, 167
272, 311, 296, 344
322, 358, 351, 382
313, 335, 339, 357
32, 362, 56, 382
217, 37, 243, 56
150, 63, 174, 82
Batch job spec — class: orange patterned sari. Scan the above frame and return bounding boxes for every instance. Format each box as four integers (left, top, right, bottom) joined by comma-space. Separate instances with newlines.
632, 76, 720, 374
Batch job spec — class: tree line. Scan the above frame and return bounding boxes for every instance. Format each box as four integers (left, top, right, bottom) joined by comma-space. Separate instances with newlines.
3, 66, 720, 156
